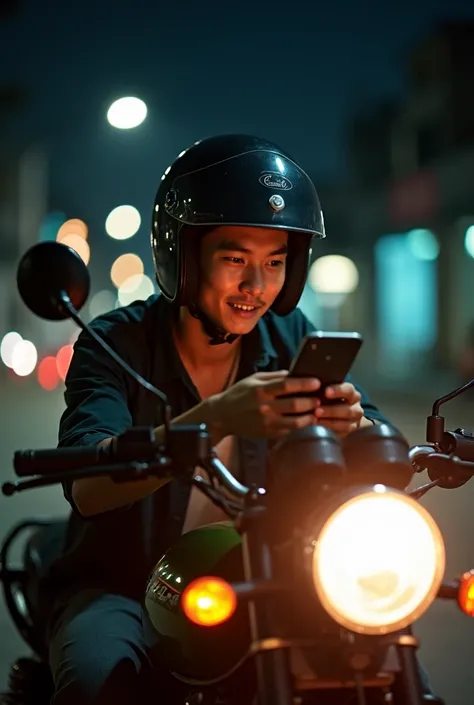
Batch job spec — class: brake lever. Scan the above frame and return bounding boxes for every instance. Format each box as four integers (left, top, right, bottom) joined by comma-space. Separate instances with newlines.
409, 479, 441, 500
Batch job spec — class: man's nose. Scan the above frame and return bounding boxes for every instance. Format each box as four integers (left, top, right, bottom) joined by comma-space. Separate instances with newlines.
240, 266, 265, 297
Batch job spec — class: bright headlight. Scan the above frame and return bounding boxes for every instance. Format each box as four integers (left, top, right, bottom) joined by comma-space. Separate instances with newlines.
312, 485, 445, 635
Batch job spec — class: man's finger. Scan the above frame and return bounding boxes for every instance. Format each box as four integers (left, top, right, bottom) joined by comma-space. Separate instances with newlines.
269, 409, 316, 430
272, 396, 320, 416
264, 376, 321, 397
255, 370, 289, 380
316, 403, 362, 421
325, 382, 361, 403
287, 413, 317, 430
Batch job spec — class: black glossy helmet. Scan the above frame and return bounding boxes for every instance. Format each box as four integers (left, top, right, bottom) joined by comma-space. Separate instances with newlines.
151, 134, 325, 317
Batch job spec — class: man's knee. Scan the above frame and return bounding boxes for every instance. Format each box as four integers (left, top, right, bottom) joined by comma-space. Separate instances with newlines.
51, 654, 146, 705
48, 592, 151, 705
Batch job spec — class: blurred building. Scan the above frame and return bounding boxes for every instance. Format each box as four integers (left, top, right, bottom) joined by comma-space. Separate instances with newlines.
310, 20, 474, 389
2, 17, 474, 395
0, 1, 69, 364
0, 143, 72, 348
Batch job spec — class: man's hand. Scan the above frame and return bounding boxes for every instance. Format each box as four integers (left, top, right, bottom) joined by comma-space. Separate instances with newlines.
314, 381, 366, 437
209, 371, 322, 440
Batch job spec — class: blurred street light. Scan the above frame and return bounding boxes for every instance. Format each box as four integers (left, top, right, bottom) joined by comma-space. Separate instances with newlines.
56, 218, 88, 242
89, 290, 117, 320
1, 331, 22, 368
464, 225, 474, 258
110, 253, 144, 288
37, 356, 60, 391
407, 229, 439, 261
59, 233, 91, 266
105, 205, 141, 240
117, 274, 155, 306
107, 97, 147, 130
308, 255, 359, 328
309, 255, 359, 297
11, 339, 37, 377
56, 344, 74, 381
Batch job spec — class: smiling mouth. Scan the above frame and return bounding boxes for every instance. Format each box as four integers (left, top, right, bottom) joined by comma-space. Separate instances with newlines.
227, 303, 261, 312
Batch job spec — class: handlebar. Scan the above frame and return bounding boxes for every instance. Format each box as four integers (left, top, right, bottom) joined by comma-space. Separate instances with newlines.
12, 425, 165, 477
206, 456, 250, 498
4, 426, 474, 500
409, 444, 474, 491
409, 445, 474, 470
4, 425, 253, 500
14, 444, 116, 476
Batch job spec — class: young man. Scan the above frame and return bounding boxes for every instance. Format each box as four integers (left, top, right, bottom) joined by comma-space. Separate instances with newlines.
42, 134, 428, 704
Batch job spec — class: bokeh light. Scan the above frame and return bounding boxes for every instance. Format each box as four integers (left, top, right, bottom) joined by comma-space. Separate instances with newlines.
308, 255, 359, 294
39, 211, 67, 242
1, 331, 23, 368
70, 329, 80, 346
11, 340, 38, 377
89, 290, 117, 320
106, 97, 147, 129
407, 229, 440, 261
56, 218, 88, 242
110, 253, 144, 288
105, 205, 141, 240
464, 225, 474, 258
59, 234, 91, 266
37, 356, 60, 391
56, 344, 74, 381
117, 274, 155, 306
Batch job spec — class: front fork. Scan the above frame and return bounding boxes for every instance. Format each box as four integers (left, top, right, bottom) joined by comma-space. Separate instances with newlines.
390, 629, 438, 705
240, 492, 294, 705
239, 493, 430, 705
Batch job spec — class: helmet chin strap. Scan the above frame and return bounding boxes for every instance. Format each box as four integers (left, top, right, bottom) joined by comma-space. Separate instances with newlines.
188, 303, 239, 346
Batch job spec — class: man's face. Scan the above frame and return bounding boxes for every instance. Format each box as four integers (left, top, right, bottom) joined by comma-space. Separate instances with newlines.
198, 225, 288, 335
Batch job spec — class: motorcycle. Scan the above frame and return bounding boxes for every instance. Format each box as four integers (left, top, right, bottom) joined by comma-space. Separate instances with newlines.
1, 241, 474, 705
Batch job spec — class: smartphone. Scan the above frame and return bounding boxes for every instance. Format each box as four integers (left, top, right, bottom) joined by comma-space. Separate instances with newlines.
286, 331, 364, 406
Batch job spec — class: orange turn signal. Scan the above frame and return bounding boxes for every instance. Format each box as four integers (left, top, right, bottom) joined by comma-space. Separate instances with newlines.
458, 569, 474, 617
181, 576, 237, 627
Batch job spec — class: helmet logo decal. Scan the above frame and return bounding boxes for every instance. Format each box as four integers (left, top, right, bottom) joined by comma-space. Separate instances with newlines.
259, 171, 293, 191
164, 188, 179, 213
269, 194, 285, 212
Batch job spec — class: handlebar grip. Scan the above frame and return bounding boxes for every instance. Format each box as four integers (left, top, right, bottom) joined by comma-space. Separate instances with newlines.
14, 445, 111, 477
441, 430, 474, 462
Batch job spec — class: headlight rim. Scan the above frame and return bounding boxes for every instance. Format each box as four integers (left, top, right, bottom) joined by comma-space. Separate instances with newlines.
311, 484, 446, 636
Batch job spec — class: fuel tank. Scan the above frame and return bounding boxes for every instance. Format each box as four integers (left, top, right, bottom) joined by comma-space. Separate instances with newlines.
143, 522, 250, 683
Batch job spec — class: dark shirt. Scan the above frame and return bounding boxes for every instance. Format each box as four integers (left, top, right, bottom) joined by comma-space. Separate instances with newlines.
43, 295, 390, 603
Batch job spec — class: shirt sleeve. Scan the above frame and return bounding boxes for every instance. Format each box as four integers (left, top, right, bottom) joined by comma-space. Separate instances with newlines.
57, 323, 134, 515
294, 310, 393, 426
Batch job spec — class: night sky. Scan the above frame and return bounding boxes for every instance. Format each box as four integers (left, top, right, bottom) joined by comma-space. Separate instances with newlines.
2, 0, 474, 287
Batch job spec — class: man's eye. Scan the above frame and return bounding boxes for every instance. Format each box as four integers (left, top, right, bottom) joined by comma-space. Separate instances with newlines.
223, 256, 244, 264
269, 260, 285, 267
